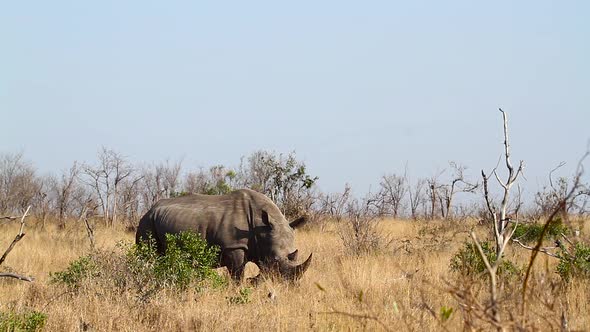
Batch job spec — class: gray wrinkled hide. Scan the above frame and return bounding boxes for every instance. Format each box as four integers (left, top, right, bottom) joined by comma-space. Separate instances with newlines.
136, 189, 305, 281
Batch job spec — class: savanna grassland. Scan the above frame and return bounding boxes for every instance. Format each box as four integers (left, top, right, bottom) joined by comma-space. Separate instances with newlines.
1, 217, 589, 331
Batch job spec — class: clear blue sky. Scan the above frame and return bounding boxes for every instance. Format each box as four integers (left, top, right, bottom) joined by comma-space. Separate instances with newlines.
1, 1, 589, 194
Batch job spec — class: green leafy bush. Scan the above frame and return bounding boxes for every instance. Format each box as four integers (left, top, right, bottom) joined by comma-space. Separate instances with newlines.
556, 242, 590, 282
51, 232, 224, 298
0, 310, 47, 332
49, 255, 97, 289
450, 241, 520, 278
512, 218, 569, 244
129, 232, 223, 290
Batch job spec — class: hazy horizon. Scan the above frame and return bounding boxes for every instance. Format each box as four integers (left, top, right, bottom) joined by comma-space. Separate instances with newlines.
2, 1, 589, 195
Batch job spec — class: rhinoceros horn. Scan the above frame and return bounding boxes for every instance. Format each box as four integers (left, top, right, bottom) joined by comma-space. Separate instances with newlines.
278, 253, 313, 280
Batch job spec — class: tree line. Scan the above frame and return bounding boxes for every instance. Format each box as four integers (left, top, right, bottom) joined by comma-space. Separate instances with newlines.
1, 148, 588, 229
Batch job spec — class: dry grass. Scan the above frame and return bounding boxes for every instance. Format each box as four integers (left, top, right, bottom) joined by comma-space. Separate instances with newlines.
0, 217, 588, 331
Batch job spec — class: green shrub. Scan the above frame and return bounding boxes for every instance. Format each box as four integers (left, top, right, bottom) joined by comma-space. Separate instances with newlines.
49, 255, 97, 289
0, 310, 47, 332
51, 232, 224, 298
556, 242, 590, 282
450, 241, 520, 278
132, 232, 223, 290
512, 218, 569, 244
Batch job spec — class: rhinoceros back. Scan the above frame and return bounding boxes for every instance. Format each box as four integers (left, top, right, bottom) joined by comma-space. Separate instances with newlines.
136, 190, 258, 254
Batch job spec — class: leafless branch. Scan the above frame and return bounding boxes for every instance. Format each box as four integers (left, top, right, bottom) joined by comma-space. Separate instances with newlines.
511, 239, 560, 258
493, 169, 508, 190
0, 206, 30, 267
560, 233, 575, 247
549, 162, 566, 189
0, 206, 34, 282
0, 272, 34, 282
481, 171, 499, 243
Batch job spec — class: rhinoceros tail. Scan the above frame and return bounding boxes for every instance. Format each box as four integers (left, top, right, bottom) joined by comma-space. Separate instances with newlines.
136, 212, 166, 254
136, 213, 156, 245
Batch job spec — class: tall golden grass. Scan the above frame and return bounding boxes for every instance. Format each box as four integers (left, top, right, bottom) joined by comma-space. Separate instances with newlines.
0, 217, 588, 331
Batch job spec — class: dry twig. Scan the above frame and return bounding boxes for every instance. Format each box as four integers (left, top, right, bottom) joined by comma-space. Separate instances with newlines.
511, 239, 560, 258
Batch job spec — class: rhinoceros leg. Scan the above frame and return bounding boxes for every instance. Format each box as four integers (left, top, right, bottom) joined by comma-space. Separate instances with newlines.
222, 249, 247, 282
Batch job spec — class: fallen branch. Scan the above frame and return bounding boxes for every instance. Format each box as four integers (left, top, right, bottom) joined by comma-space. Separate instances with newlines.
0, 272, 34, 282
0, 206, 30, 266
0, 206, 34, 282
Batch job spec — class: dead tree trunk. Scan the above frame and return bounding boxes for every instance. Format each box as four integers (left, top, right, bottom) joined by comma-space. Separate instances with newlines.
472, 109, 523, 330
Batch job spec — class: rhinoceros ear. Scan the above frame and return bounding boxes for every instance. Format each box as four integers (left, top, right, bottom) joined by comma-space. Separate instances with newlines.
289, 216, 307, 229
261, 210, 273, 228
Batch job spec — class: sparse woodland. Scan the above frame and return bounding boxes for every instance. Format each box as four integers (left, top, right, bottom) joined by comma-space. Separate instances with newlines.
1, 111, 590, 331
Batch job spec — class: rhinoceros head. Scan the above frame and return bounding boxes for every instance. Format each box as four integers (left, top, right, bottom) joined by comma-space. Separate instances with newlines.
255, 210, 312, 280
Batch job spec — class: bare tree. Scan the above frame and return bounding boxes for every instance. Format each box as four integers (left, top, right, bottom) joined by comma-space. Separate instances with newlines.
183, 168, 211, 194
117, 174, 144, 225
317, 184, 352, 223
48, 162, 85, 228
471, 109, 524, 328
140, 165, 165, 209
161, 159, 183, 198
338, 195, 390, 255
139, 159, 183, 212
82, 165, 107, 224
237, 151, 275, 194
439, 162, 478, 220
426, 171, 444, 220
26, 175, 49, 228
82, 148, 134, 226
376, 173, 407, 219
408, 178, 426, 220
0, 152, 41, 214
110, 151, 134, 225
533, 162, 590, 219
